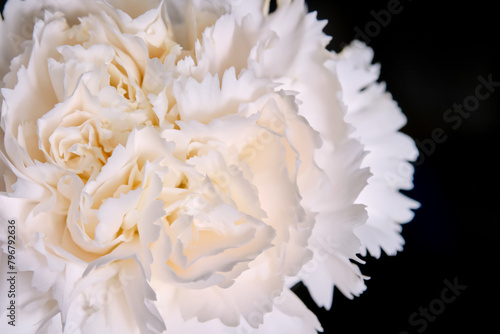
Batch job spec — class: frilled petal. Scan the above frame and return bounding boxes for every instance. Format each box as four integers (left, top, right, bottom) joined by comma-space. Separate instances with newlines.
66, 261, 165, 334
337, 42, 420, 257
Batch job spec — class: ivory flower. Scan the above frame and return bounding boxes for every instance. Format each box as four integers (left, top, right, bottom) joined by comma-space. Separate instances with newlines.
0, 0, 418, 333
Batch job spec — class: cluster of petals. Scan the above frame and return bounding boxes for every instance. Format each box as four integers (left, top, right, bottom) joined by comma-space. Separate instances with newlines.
0, 0, 418, 333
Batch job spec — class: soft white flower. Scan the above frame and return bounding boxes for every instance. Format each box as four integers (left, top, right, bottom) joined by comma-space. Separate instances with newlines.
0, 0, 418, 333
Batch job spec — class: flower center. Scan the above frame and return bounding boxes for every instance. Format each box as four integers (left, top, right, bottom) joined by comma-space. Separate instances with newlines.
45, 110, 117, 181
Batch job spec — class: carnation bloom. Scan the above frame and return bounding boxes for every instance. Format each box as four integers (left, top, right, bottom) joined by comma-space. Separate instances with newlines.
0, 0, 418, 333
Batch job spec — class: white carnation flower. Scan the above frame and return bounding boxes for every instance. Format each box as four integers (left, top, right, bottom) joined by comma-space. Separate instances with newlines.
0, 0, 418, 333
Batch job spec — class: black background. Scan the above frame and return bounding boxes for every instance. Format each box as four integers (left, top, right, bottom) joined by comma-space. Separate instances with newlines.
1, 0, 498, 333
300, 0, 499, 333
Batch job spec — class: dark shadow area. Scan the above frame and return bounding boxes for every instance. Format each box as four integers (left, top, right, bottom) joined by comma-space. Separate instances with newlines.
303, 0, 499, 333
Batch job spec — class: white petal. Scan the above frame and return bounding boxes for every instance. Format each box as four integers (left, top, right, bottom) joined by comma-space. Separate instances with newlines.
257, 289, 322, 334
337, 41, 419, 257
